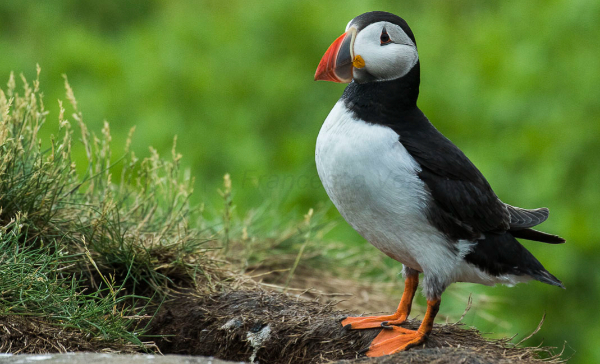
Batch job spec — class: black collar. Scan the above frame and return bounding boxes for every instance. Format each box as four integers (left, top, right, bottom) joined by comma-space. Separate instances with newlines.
341, 62, 421, 125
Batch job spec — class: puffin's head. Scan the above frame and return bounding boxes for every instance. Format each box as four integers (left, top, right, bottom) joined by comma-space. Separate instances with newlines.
315, 11, 418, 84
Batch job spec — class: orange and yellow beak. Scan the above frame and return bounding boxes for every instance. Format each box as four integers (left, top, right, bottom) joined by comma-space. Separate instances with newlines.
315, 28, 361, 83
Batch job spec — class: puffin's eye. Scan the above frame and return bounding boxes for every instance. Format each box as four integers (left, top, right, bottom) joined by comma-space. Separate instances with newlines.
380, 28, 391, 45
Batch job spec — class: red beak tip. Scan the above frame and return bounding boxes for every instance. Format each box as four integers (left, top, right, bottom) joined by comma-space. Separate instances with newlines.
315, 32, 349, 83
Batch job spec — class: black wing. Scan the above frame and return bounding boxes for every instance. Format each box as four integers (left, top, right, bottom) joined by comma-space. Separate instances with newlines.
389, 111, 511, 240
392, 113, 564, 246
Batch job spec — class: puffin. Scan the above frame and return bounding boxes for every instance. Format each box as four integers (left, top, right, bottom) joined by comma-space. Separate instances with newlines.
314, 11, 565, 357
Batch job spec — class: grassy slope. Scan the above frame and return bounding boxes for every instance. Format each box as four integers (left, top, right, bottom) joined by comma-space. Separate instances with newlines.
0, 72, 564, 361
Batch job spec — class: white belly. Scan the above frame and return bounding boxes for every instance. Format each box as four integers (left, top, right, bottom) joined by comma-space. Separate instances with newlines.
315, 101, 456, 273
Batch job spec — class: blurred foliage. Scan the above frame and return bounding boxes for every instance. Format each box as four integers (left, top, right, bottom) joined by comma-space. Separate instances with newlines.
0, 0, 598, 362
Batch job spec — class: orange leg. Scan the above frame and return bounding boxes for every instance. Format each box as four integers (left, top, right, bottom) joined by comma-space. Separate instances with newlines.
341, 272, 418, 330
366, 298, 440, 357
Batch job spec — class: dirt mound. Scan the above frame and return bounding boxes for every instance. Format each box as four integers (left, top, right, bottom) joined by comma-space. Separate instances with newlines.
148, 289, 559, 364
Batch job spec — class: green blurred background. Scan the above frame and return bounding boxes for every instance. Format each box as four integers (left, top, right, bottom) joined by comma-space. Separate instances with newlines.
1, 0, 598, 362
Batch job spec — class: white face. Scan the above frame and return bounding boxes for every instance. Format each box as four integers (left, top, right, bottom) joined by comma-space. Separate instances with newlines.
351, 21, 419, 83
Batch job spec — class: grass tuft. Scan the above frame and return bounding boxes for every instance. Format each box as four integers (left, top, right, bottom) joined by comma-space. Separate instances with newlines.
0, 68, 217, 347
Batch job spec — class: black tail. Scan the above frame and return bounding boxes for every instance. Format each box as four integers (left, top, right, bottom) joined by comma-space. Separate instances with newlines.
507, 205, 565, 244
510, 228, 566, 244
530, 269, 565, 289
465, 232, 564, 288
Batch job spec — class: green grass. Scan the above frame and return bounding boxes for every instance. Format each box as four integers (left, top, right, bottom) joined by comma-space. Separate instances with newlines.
0, 224, 143, 343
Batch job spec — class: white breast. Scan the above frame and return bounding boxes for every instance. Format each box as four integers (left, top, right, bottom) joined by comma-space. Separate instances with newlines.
316, 101, 454, 271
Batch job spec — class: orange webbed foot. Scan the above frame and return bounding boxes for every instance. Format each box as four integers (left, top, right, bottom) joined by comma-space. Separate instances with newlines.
341, 313, 408, 330
365, 298, 441, 357
342, 273, 419, 331
366, 327, 427, 357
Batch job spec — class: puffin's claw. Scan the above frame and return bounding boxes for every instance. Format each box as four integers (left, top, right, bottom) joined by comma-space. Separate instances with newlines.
381, 321, 393, 330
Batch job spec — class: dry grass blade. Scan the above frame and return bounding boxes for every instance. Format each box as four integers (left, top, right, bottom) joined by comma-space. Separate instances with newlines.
516, 313, 546, 346
453, 293, 473, 325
